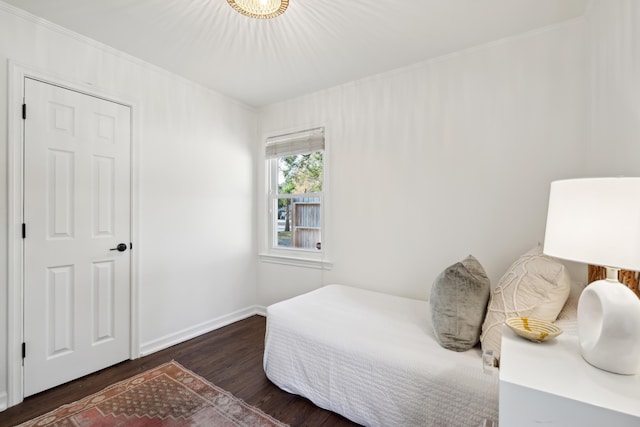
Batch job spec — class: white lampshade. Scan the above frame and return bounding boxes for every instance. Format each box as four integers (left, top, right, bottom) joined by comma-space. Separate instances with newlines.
543, 177, 640, 271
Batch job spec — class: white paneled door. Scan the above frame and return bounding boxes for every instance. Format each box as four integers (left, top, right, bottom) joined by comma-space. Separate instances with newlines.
23, 78, 131, 396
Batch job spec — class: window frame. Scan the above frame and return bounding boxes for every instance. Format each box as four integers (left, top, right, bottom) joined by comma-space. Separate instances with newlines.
260, 127, 332, 269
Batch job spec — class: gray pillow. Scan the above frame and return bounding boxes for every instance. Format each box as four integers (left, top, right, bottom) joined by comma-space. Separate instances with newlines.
430, 255, 491, 351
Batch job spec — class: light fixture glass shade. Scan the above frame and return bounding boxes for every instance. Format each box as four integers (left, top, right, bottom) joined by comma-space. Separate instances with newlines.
543, 177, 640, 375
227, 0, 289, 19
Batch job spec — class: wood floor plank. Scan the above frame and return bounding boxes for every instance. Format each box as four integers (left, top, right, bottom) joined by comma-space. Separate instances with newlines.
0, 315, 359, 427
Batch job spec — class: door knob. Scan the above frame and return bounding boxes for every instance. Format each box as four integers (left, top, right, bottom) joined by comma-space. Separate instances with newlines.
110, 243, 128, 252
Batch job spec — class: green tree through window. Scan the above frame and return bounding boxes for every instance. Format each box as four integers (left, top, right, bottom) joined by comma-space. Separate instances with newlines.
278, 152, 323, 234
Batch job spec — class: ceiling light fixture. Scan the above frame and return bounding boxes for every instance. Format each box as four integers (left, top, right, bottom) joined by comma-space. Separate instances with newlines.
227, 0, 289, 19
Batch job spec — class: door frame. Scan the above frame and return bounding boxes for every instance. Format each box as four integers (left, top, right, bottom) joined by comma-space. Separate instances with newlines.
6, 61, 140, 407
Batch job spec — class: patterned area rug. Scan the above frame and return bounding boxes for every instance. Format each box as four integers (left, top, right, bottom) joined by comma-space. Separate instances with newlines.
19, 361, 288, 426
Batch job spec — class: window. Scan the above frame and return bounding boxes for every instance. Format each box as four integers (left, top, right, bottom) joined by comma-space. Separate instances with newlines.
266, 127, 324, 255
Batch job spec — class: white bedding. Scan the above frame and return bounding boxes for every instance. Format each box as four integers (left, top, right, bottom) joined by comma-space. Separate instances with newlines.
264, 284, 499, 427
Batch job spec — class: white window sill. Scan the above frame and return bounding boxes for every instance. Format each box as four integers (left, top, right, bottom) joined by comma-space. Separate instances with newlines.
259, 253, 333, 270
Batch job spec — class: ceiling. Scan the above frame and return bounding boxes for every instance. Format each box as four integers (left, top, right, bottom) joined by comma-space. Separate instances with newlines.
3, 0, 588, 107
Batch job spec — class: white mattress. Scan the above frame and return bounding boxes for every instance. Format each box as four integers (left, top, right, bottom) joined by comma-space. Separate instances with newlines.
264, 284, 499, 427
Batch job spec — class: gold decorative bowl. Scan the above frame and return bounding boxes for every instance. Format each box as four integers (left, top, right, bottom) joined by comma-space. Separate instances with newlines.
506, 317, 563, 342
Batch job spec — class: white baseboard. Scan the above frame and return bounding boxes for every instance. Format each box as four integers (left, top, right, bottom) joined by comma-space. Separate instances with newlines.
0, 391, 7, 412
139, 305, 266, 357
255, 305, 267, 316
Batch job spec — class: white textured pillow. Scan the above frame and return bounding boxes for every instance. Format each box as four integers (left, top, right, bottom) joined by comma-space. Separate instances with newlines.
480, 246, 571, 359
556, 280, 585, 323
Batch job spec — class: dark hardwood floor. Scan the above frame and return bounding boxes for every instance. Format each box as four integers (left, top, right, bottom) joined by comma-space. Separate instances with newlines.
0, 315, 359, 426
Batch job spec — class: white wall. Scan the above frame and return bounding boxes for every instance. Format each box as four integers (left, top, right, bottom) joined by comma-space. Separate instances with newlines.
586, 0, 640, 176
257, 19, 588, 305
0, 4, 257, 406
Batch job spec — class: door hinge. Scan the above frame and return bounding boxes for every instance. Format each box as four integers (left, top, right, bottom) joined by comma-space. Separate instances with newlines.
22, 103, 26, 120
22, 223, 26, 239
130, 242, 133, 250
22, 342, 26, 359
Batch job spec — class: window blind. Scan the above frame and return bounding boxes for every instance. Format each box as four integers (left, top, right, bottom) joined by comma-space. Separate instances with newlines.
265, 127, 324, 159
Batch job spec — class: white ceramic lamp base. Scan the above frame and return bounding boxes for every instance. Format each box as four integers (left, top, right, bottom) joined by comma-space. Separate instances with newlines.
577, 279, 640, 375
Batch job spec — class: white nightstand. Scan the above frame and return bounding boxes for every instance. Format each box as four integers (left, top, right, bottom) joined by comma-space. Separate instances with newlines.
499, 323, 640, 426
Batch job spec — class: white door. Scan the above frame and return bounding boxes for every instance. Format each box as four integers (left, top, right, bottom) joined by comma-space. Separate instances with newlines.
23, 78, 132, 396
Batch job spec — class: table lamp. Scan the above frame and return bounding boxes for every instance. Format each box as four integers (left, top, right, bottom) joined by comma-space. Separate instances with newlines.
543, 177, 640, 375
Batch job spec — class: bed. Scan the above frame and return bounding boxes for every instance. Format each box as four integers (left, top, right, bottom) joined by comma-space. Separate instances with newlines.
263, 284, 499, 427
